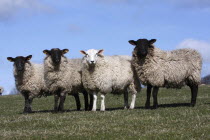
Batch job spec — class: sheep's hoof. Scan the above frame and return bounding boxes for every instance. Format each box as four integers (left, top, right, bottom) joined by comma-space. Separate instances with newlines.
92, 109, 97, 111
145, 104, 150, 109
88, 107, 93, 111
190, 103, 196, 107
84, 107, 89, 111
124, 106, 128, 109
58, 106, 64, 112
54, 107, 59, 113
77, 107, 81, 111
152, 105, 158, 109
23, 108, 32, 113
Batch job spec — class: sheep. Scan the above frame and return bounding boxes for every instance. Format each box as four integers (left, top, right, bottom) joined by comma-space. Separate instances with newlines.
0, 86, 4, 96
129, 38, 202, 109
43, 48, 89, 112
80, 49, 141, 111
7, 55, 49, 113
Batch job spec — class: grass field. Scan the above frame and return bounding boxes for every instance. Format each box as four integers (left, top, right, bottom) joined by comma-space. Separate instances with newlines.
0, 86, 209, 140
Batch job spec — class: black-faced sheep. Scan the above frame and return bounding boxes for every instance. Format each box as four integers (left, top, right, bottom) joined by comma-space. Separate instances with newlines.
43, 48, 89, 112
7, 55, 49, 113
129, 39, 202, 109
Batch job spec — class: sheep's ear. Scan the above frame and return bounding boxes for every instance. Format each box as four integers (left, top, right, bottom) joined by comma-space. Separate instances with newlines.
80, 50, 87, 55
129, 40, 136, 46
62, 49, 69, 54
149, 39, 156, 45
7, 57, 15, 62
43, 50, 50, 55
97, 49, 104, 57
26, 55, 32, 61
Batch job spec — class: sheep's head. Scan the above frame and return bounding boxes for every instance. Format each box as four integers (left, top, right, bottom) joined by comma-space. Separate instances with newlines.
7, 55, 32, 72
129, 39, 156, 57
80, 49, 104, 66
43, 48, 69, 65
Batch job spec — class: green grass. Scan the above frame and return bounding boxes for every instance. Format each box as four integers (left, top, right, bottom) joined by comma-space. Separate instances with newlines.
0, 86, 209, 140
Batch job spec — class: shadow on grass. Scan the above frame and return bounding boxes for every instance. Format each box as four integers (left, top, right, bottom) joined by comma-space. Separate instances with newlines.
136, 103, 192, 110
158, 103, 191, 108
19, 109, 83, 114
19, 103, 196, 114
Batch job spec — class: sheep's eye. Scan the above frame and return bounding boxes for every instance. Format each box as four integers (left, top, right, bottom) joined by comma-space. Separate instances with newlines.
85, 54, 89, 57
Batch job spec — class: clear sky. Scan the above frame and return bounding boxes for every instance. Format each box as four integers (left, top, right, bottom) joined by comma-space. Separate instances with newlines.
0, 0, 210, 95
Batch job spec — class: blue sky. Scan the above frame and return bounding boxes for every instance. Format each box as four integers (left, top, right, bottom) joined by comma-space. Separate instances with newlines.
0, 0, 210, 95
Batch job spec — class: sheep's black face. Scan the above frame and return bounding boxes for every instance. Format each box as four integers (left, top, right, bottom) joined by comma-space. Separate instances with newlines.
43, 48, 69, 65
51, 49, 62, 65
129, 39, 156, 58
7, 55, 32, 72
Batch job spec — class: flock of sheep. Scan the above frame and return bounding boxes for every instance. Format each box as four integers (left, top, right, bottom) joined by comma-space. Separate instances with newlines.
7, 38, 202, 113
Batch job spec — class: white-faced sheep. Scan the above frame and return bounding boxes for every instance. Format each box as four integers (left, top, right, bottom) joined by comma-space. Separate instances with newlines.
43, 48, 89, 112
129, 39, 202, 109
80, 49, 141, 111
7, 55, 49, 113
0, 86, 4, 96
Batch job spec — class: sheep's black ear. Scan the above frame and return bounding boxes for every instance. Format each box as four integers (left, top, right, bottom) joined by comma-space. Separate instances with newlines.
62, 49, 69, 54
7, 57, 15, 62
149, 39, 156, 45
26, 55, 32, 61
129, 40, 137, 46
97, 49, 104, 57
80, 50, 87, 55
98, 49, 104, 54
43, 50, 50, 55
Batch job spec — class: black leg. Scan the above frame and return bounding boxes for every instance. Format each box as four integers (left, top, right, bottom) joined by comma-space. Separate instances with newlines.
58, 95, 66, 112
145, 84, 152, 109
27, 98, 33, 113
89, 94, 93, 111
54, 94, 59, 112
152, 87, 159, 109
124, 91, 129, 109
74, 94, 81, 111
83, 91, 89, 111
23, 94, 33, 113
189, 84, 198, 107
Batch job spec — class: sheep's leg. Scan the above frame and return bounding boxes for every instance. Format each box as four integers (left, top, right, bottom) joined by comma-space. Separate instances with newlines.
54, 94, 59, 112
83, 91, 89, 111
58, 95, 66, 112
189, 84, 198, 107
74, 94, 81, 111
23, 94, 33, 113
127, 83, 137, 109
27, 96, 33, 113
145, 84, 152, 109
89, 94, 93, 111
124, 91, 129, 109
152, 87, 159, 109
130, 93, 136, 110
100, 94, 105, 111
92, 93, 97, 111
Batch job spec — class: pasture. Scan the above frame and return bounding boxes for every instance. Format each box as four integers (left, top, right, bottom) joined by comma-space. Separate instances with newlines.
0, 86, 209, 140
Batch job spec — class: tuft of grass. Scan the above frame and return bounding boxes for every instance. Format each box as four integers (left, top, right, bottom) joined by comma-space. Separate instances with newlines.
0, 86, 209, 140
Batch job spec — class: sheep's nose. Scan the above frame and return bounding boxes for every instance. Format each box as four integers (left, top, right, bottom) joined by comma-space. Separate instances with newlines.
91, 61, 94, 63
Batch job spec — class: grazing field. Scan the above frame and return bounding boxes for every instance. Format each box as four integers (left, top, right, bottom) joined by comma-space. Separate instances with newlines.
0, 86, 209, 140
